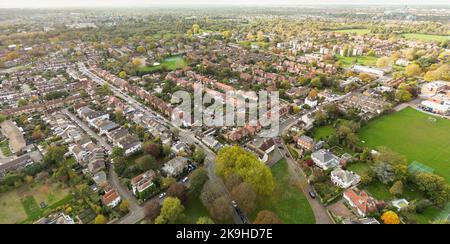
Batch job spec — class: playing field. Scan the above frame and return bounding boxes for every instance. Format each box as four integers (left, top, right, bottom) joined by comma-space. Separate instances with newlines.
336, 55, 378, 68
358, 107, 450, 183
0, 183, 70, 224
402, 33, 450, 42
138, 56, 187, 73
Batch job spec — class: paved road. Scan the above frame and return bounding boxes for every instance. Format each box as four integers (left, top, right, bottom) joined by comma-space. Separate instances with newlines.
62, 109, 112, 152
279, 126, 333, 224
79, 63, 243, 224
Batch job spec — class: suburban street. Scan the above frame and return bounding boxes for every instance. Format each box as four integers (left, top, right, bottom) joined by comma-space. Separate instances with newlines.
278, 119, 332, 224
62, 108, 145, 224
79, 62, 244, 224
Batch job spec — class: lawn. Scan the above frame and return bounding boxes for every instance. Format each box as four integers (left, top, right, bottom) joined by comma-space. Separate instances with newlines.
347, 162, 372, 175
312, 125, 335, 141
358, 107, 450, 184
179, 196, 210, 224
336, 55, 378, 68
0, 140, 12, 157
402, 33, 450, 43
333, 29, 371, 35
251, 160, 315, 224
0, 183, 70, 224
138, 56, 187, 73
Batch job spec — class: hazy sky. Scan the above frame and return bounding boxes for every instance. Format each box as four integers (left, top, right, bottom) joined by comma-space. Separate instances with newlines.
0, 0, 449, 8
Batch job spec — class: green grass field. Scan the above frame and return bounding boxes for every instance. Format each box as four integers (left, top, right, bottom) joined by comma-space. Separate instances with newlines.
251, 160, 315, 224
333, 29, 371, 35
358, 107, 450, 183
0, 140, 12, 157
0, 183, 70, 223
312, 125, 335, 141
402, 33, 450, 42
138, 56, 187, 73
336, 55, 378, 68
179, 196, 210, 224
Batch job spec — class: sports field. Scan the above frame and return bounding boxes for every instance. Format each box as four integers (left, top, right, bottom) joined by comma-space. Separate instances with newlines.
0, 183, 70, 223
138, 56, 187, 73
358, 107, 450, 183
336, 55, 377, 68
402, 33, 450, 42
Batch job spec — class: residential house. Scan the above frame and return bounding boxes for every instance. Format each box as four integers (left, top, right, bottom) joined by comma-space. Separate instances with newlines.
421, 81, 449, 97
330, 168, 361, 188
297, 135, 315, 151
311, 149, 340, 170
259, 138, 276, 154
106, 127, 129, 144
343, 189, 382, 217
117, 135, 142, 156
162, 157, 188, 178
131, 170, 156, 195
102, 188, 121, 208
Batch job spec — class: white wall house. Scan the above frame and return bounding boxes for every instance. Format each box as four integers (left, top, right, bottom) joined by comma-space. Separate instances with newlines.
330, 168, 361, 188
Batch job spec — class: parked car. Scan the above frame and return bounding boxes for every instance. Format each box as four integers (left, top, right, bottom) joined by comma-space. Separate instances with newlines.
309, 191, 316, 199
182, 177, 189, 183
231, 200, 238, 208
159, 192, 167, 199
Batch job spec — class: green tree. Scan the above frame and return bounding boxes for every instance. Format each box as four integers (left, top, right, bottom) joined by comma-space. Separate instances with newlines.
0, 114, 7, 123
136, 46, 146, 54
136, 155, 158, 172
119, 200, 130, 213
118, 71, 127, 79
395, 89, 413, 102
377, 56, 390, 68
216, 146, 274, 196
111, 147, 124, 159
405, 63, 422, 77
372, 146, 408, 184
196, 216, 214, 224
155, 197, 185, 224
42, 146, 67, 167
94, 214, 107, 224
414, 172, 449, 207
18, 98, 28, 107
188, 168, 209, 198
192, 24, 201, 34
389, 180, 404, 197
192, 147, 206, 165
310, 77, 323, 89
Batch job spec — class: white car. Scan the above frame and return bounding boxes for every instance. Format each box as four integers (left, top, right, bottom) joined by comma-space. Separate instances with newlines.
159, 192, 167, 199
182, 177, 189, 183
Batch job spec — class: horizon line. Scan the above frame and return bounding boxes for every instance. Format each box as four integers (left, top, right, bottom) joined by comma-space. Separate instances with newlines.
1, 3, 450, 10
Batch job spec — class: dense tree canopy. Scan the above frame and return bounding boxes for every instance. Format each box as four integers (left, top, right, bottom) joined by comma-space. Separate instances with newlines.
216, 146, 275, 196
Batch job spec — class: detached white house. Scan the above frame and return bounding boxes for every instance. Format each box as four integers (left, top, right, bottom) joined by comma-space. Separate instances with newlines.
330, 168, 361, 188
